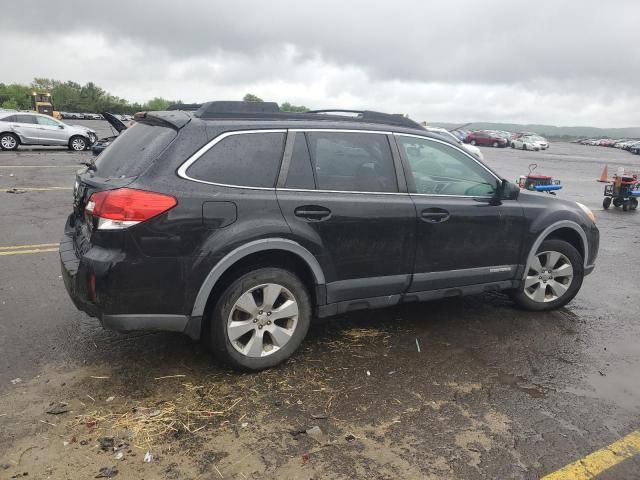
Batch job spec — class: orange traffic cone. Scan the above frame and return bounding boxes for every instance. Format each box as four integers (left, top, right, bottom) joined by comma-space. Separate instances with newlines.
597, 165, 609, 182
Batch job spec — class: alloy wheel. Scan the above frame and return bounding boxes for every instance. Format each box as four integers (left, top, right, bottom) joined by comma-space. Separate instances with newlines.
1, 135, 17, 149
71, 138, 86, 151
227, 283, 299, 358
524, 250, 574, 302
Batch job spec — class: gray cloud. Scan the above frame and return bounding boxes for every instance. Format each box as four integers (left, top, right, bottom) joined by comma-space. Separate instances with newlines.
3, 0, 640, 126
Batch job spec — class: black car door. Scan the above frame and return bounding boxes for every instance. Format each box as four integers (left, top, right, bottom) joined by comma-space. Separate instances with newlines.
394, 133, 525, 293
276, 130, 416, 304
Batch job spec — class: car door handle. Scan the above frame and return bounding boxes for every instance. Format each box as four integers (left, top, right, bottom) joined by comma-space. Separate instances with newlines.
294, 205, 332, 221
420, 208, 450, 223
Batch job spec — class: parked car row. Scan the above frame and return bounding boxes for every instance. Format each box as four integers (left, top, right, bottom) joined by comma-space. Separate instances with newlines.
574, 137, 640, 154
461, 129, 550, 151
58, 112, 134, 121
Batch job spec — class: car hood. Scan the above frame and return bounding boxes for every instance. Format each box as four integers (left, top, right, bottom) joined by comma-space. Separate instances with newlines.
101, 112, 127, 133
69, 124, 96, 134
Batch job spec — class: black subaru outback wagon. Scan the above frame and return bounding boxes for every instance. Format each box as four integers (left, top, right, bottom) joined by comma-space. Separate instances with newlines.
61, 101, 599, 370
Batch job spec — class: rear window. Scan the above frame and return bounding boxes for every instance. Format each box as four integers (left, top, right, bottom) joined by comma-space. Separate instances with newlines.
94, 122, 177, 178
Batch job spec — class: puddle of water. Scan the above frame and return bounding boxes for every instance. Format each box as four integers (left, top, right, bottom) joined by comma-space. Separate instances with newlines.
495, 372, 547, 398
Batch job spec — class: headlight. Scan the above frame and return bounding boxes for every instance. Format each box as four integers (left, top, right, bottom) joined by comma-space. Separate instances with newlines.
576, 202, 596, 223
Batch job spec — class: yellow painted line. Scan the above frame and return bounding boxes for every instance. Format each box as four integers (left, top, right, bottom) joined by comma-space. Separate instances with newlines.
541, 430, 640, 479
3, 187, 72, 192
0, 248, 59, 256
0, 243, 59, 251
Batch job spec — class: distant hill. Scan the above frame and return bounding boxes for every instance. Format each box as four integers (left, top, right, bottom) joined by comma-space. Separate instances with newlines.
428, 122, 640, 140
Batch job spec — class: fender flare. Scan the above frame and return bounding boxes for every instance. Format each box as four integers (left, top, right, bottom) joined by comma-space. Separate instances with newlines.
523, 220, 588, 279
191, 238, 325, 317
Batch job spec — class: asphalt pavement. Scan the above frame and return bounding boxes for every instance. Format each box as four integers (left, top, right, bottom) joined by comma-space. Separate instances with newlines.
0, 129, 638, 479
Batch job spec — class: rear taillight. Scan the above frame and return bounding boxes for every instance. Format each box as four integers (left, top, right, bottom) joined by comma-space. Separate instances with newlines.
85, 188, 177, 230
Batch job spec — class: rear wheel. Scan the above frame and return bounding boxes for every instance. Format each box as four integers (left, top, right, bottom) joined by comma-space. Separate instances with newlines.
0, 133, 19, 151
511, 239, 583, 311
209, 267, 311, 371
630, 198, 638, 210
492, 141, 499, 147
69, 136, 87, 151
603, 197, 611, 209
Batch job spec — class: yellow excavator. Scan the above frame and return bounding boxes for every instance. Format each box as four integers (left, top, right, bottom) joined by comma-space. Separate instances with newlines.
31, 92, 61, 119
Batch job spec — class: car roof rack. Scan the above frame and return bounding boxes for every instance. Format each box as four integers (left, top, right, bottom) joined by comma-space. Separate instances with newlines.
194, 101, 424, 129
167, 103, 203, 111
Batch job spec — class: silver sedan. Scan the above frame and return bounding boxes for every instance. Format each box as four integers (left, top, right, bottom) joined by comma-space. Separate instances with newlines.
0, 111, 96, 151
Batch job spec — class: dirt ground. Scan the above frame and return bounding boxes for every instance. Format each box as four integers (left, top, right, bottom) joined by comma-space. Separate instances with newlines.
0, 129, 639, 479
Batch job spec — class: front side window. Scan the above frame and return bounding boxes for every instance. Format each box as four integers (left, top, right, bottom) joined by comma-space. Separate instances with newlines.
305, 132, 397, 192
397, 136, 498, 197
37, 116, 60, 126
187, 132, 285, 188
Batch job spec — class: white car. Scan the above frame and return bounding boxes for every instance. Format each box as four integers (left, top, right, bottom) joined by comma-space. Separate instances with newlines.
0, 112, 96, 151
530, 135, 549, 150
425, 127, 484, 161
511, 135, 541, 151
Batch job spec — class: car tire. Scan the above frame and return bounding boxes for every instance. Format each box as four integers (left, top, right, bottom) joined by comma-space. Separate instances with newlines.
630, 198, 638, 210
209, 267, 311, 371
470, 140, 477, 146
492, 141, 499, 148
603, 197, 611, 209
511, 239, 584, 312
623, 200, 630, 212
69, 136, 87, 151
511, 143, 515, 149
613, 198, 622, 208
0, 133, 19, 151
523, 144, 527, 151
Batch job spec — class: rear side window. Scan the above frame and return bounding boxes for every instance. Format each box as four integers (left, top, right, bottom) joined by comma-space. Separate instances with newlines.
0, 115, 16, 122
14, 114, 38, 124
187, 132, 285, 188
95, 122, 177, 178
306, 132, 397, 192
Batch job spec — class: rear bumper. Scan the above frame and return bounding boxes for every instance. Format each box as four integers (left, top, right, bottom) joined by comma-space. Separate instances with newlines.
59, 231, 201, 339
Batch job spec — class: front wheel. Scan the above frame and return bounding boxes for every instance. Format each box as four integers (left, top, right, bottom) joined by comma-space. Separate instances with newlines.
623, 200, 630, 211
209, 267, 311, 371
69, 136, 87, 151
511, 239, 583, 311
0, 133, 19, 151
492, 141, 499, 148
470, 140, 477, 146
603, 197, 611, 209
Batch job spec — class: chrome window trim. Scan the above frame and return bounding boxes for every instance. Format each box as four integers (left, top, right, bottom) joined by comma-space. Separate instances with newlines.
176, 129, 286, 190
289, 128, 392, 135
393, 132, 503, 183
277, 187, 406, 196
177, 128, 501, 197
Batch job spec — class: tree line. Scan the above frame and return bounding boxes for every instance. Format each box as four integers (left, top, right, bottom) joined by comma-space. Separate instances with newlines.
0, 78, 308, 115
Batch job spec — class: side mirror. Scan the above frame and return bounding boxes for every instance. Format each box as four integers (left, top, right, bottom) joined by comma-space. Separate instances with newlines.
58, 125, 64, 129
500, 179, 520, 200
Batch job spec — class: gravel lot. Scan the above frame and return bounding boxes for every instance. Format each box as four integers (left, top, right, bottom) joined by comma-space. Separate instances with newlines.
0, 126, 639, 479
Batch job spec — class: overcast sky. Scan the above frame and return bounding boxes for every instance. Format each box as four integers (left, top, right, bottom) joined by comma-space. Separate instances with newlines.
4, 1, 640, 126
